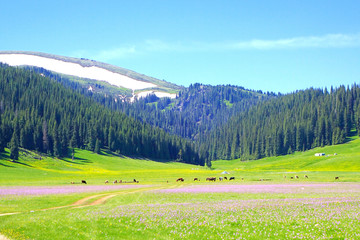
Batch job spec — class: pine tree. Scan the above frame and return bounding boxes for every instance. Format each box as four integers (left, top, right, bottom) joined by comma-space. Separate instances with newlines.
53, 124, 61, 157
42, 120, 49, 153
94, 138, 100, 154
0, 113, 3, 152
10, 130, 19, 161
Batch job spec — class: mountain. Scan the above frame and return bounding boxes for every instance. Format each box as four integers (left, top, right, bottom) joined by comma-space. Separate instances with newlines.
0, 51, 181, 101
115, 83, 272, 141
2, 51, 358, 166
0, 63, 204, 165
201, 85, 360, 161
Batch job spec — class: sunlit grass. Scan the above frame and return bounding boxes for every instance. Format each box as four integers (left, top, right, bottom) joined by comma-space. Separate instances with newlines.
1, 138, 360, 239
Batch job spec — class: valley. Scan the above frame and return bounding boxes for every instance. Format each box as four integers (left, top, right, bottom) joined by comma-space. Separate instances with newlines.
1, 52, 360, 239
1, 138, 360, 239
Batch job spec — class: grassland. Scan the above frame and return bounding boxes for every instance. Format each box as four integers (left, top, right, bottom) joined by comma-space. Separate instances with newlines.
1, 138, 360, 239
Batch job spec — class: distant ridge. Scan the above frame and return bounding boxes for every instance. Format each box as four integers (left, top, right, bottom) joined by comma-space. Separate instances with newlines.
0, 51, 181, 100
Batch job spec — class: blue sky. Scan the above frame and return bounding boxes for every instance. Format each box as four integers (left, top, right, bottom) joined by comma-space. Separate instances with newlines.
2, 0, 360, 93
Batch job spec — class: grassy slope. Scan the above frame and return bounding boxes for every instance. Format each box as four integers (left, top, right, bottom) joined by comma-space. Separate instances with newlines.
1, 139, 360, 240
1, 136, 360, 186
213, 136, 360, 181
0, 149, 206, 186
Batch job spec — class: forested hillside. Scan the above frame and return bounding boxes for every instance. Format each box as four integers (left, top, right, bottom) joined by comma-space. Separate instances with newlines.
26, 66, 273, 142
201, 86, 360, 161
0, 64, 204, 165
110, 84, 273, 140
2, 62, 360, 166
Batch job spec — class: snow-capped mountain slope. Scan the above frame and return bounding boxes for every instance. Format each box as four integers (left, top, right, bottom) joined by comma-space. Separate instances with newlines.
0, 51, 179, 100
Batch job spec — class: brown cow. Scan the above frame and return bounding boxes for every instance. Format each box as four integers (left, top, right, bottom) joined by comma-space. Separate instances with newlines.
105, 180, 109, 184
81, 180, 87, 184
304, 175, 308, 179
335, 176, 339, 180
206, 177, 216, 181
176, 178, 184, 182
194, 178, 199, 181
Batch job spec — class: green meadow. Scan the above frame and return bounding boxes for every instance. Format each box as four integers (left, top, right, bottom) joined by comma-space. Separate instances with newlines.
1, 138, 360, 239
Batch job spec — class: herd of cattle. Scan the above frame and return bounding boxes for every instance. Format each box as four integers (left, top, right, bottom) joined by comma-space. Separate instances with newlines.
176, 177, 236, 182
72, 175, 341, 184
175, 175, 341, 182
104, 179, 139, 184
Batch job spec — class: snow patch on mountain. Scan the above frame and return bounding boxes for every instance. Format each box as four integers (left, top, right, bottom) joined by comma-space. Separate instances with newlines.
137, 91, 177, 99
0, 54, 156, 90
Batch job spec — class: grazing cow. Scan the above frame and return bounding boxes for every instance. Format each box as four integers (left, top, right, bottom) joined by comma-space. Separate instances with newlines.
105, 180, 109, 184
81, 180, 87, 184
206, 177, 216, 182
113, 180, 118, 184
295, 175, 299, 179
194, 178, 199, 181
71, 181, 75, 184
304, 175, 308, 179
290, 177, 294, 179
219, 177, 223, 181
241, 178, 244, 181
133, 179, 139, 183
335, 176, 339, 180
229, 177, 235, 181
176, 178, 184, 182
224, 177, 228, 180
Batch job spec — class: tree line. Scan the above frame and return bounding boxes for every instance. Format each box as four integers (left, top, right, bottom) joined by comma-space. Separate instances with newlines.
199, 85, 360, 161
0, 64, 203, 165
104, 83, 272, 141
3, 63, 360, 167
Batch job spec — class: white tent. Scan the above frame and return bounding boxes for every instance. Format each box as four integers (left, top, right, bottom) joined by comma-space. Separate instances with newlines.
221, 171, 230, 174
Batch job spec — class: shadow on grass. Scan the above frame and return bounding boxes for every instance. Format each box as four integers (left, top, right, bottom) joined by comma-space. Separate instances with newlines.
60, 157, 92, 165
0, 161, 15, 168
344, 130, 358, 143
100, 149, 126, 158
5, 160, 34, 168
0, 151, 10, 159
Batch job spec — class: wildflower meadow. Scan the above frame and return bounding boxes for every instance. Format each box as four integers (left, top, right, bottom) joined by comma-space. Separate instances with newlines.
1, 182, 360, 239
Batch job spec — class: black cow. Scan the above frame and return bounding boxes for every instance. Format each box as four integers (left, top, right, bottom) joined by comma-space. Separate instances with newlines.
229, 177, 235, 181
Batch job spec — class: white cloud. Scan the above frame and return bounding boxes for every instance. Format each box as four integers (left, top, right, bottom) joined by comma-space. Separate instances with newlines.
230, 33, 360, 50
74, 33, 360, 61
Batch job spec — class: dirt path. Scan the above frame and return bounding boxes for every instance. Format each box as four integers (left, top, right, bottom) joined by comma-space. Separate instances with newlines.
0, 184, 179, 239
0, 185, 176, 215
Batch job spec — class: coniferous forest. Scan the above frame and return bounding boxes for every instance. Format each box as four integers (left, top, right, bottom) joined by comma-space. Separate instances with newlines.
0, 64, 203, 165
200, 85, 360, 161
1, 63, 360, 166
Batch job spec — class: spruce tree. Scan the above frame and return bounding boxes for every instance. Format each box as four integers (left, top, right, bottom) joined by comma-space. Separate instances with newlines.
94, 138, 100, 154
10, 130, 19, 161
